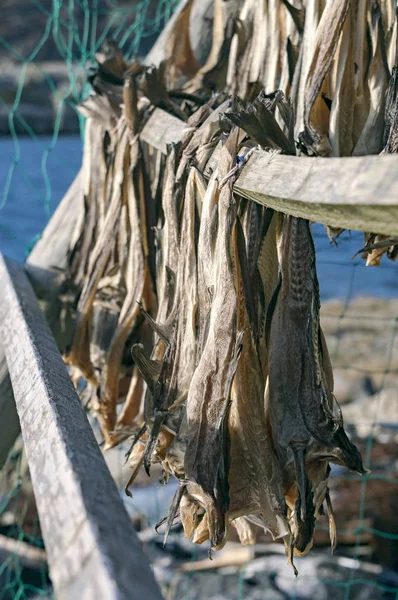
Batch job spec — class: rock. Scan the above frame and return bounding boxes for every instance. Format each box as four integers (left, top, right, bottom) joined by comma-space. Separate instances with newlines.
333, 373, 371, 404
167, 550, 398, 600
342, 386, 398, 440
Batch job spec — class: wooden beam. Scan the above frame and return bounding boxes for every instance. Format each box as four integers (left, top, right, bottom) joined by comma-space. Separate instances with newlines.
141, 108, 185, 153
0, 255, 162, 600
0, 346, 20, 469
140, 107, 398, 235
26, 168, 82, 300
234, 151, 398, 236
0, 170, 83, 471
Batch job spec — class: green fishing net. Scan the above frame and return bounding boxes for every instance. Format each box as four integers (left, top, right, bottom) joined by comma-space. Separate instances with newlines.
0, 2, 397, 599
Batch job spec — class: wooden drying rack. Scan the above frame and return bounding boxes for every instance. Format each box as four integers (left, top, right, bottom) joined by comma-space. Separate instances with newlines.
1, 104, 397, 598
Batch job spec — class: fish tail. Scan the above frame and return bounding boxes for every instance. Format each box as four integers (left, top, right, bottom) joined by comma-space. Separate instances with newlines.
292, 445, 315, 554
333, 427, 370, 475
143, 410, 167, 475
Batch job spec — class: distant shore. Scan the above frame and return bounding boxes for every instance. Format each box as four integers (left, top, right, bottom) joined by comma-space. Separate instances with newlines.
1, 60, 86, 136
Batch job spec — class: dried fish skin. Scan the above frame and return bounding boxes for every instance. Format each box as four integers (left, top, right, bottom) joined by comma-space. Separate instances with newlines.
263, 0, 282, 95
196, 169, 220, 357
229, 330, 289, 541
227, 91, 296, 154
353, 1, 390, 155
382, 65, 398, 154
329, 0, 356, 157
90, 301, 120, 371
155, 144, 181, 329
107, 319, 156, 449
166, 166, 201, 404
100, 135, 156, 441
165, 0, 200, 85
133, 156, 205, 485
139, 164, 202, 473
352, 0, 371, 147
227, 202, 287, 543
301, 0, 351, 155
180, 493, 201, 540
386, 5, 397, 72
269, 216, 367, 471
294, 0, 322, 141
184, 130, 240, 549
186, 0, 240, 93
282, 454, 330, 555
267, 215, 367, 553
254, 208, 279, 378
358, 233, 398, 265
232, 517, 257, 545
67, 126, 130, 386
68, 118, 107, 290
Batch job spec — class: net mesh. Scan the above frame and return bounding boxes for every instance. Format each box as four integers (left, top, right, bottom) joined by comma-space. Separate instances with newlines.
0, 2, 398, 599
0, 0, 180, 261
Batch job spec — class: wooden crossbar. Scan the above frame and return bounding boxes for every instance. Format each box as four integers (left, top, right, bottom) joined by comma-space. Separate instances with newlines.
141, 107, 398, 236
0, 255, 162, 600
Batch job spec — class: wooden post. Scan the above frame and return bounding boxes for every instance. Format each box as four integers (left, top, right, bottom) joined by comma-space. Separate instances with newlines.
0, 170, 83, 467
0, 347, 20, 469
0, 255, 162, 600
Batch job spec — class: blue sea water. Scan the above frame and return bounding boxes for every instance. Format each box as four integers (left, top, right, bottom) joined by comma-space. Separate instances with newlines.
0, 135, 396, 301
0, 135, 83, 261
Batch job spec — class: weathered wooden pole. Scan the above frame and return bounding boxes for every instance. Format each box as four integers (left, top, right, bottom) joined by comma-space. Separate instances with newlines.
0, 255, 163, 600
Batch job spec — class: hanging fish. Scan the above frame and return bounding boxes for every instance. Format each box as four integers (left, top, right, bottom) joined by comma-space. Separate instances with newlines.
184, 129, 241, 549
228, 206, 291, 550
266, 214, 368, 555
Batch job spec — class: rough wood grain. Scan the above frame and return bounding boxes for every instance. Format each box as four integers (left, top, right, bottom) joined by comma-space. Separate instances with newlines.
0, 255, 162, 600
141, 108, 398, 235
0, 345, 20, 469
234, 151, 398, 235
141, 108, 186, 153
0, 170, 83, 470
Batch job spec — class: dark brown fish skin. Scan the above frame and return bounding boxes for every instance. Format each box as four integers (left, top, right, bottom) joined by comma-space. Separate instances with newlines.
383, 66, 398, 154
269, 216, 366, 468
267, 215, 367, 553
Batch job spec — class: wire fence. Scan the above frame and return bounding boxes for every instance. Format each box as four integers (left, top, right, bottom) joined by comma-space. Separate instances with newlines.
0, 1, 398, 599
0, 0, 179, 261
